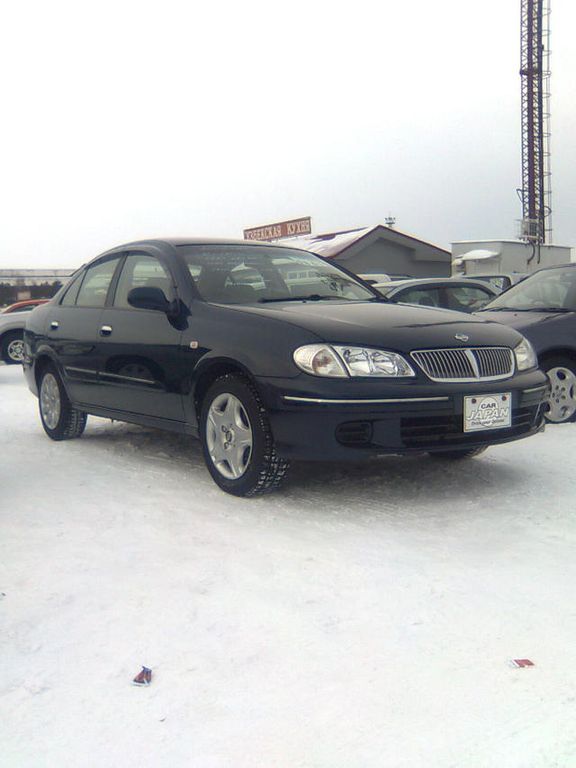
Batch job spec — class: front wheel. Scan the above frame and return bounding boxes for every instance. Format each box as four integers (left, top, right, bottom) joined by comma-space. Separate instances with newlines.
1, 331, 25, 364
39, 366, 87, 440
200, 374, 289, 496
542, 356, 576, 423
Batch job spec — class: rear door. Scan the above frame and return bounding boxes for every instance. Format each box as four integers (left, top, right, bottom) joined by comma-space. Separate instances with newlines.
46, 254, 123, 406
95, 251, 186, 422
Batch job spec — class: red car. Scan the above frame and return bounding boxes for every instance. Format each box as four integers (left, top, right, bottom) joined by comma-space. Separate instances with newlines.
2, 299, 50, 314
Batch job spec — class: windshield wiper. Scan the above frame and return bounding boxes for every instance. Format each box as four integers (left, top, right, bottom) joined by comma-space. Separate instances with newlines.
530, 306, 574, 313
479, 306, 538, 312
258, 294, 345, 303
481, 306, 574, 313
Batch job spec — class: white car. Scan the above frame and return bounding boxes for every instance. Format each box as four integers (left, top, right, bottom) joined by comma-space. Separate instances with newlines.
0, 300, 49, 364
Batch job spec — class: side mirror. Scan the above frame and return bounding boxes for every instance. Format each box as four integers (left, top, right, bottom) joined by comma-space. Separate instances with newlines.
127, 286, 170, 313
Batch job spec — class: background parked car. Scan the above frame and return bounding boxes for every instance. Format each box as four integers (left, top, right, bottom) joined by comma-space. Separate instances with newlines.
359, 272, 412, 283
457, 273, 527, 293
357, 272, 391, 285
373, 278, 498, 313
0, 299, 49, 364
478, 263, 576, 423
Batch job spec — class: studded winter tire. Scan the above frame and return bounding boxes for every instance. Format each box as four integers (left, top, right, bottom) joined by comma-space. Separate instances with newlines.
39, 365, 87, 441
200, 374, 289, 496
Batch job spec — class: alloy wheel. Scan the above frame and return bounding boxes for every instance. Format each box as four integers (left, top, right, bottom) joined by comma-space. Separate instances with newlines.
545, 366, 576, 423
7, 338, 25, 363
206, 392, 253, 479
40, 373, 61, 430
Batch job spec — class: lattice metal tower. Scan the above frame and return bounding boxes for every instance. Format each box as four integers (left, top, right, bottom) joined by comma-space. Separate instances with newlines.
519, 0, 552, 245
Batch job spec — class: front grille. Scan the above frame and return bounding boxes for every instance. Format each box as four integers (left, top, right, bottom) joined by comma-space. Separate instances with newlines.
411, 347, 514, 382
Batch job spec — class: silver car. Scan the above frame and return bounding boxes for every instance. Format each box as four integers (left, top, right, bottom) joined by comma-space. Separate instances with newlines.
0, 300, 49, 364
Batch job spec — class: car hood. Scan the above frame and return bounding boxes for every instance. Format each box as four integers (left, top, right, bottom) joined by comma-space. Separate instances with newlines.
0, 313, 26, 331
233, 301, 524, 351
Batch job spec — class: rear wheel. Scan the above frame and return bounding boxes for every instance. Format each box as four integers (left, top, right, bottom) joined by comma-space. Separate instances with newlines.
430, 446, 488, 460
200, 374, 289, 496
1, 331, 25, 364
542, 356, 576, 423
39, 366, 87, 440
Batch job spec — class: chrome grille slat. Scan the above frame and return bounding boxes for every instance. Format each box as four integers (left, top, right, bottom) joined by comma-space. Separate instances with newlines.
411, 347, 514, 382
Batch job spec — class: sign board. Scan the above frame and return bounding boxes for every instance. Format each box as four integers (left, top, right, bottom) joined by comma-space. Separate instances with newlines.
243, 217, 312, 242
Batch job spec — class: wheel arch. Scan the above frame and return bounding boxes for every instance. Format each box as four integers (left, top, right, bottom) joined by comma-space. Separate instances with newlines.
538, 348, 576, 368
0, 327, 23, 347
192, 358, 258, 415
0, 327, 22, 340
34, 353, 72, 400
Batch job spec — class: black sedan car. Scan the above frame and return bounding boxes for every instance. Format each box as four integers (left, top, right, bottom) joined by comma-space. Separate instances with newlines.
373, 278, 498, 313
23, 239, 548, 496
478, 263, 576, 424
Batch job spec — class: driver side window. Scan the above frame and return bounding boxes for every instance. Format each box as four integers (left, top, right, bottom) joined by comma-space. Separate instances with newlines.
114, 254, 173, 309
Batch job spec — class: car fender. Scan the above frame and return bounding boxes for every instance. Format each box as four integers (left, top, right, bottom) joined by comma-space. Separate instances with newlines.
29, 343, 73, 401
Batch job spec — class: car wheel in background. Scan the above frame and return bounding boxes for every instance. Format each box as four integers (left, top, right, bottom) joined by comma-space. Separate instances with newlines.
200, 374, 289, 496
542, 356, 576, 424
39, 366, 87, 440
1, 331, 25, 364
429, 446, 488, 460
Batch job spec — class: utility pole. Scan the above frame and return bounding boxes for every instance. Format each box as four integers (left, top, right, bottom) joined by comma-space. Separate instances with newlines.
519, 0, 552, 260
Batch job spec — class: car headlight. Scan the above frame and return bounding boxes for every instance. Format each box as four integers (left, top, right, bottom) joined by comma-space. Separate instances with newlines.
514, 337, 538, 371
293, 344, 415, 378
293, 345, 348, 377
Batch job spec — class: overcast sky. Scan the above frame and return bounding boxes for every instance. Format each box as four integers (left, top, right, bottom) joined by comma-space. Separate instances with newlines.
1, 0, 575, 268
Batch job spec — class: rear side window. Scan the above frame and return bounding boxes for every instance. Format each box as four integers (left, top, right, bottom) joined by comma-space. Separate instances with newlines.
397, 288, 441, 308
60, 272, 84, 306
75, 258, 121, 308
113, 253, 173, 308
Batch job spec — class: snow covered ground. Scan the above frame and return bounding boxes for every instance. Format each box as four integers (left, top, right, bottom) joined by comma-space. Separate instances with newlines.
2, 363, 576, 768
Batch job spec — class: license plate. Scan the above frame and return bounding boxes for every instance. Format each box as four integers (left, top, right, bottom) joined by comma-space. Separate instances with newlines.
463, 393, 512, 432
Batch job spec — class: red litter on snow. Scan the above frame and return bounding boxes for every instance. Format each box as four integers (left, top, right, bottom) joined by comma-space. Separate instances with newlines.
132, 666, 152, 686
509, 659, 535, 668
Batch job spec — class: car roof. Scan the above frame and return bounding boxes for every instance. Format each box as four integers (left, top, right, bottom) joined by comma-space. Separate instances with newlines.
377, 277, 498, 291
528, 263, 575, 274
91, 237, 316, 265
111, 237, 309, 250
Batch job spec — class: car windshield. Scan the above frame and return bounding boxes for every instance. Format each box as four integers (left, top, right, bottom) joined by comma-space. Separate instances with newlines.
482, 268, 576, 312
178, 245, 376, 304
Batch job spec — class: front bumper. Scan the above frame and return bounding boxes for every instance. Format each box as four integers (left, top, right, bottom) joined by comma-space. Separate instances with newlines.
256, 370, 549, 461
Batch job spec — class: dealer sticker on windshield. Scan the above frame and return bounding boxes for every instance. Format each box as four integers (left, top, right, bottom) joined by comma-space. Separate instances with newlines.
464, 393, 512, 432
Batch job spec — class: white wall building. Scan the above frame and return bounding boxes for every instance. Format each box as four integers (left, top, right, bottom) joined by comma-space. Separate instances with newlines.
452, 240, 572, 277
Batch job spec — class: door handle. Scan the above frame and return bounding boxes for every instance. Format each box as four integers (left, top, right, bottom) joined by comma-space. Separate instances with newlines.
100, 325, 113, 336
50, 321, 59, 330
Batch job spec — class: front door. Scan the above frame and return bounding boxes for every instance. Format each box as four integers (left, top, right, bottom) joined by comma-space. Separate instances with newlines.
94, 251, 186, 423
